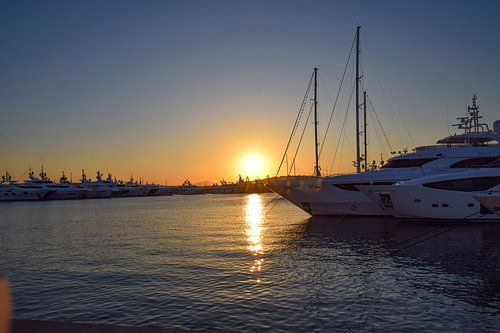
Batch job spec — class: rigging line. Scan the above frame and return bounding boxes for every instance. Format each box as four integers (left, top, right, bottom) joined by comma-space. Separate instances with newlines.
318, 34, 356, 158
367, 94, 393, 153
15, 169, 29, 183
264, 196, 282, 218
362, 34, 407, 147
393, 223, 462, 254
393, 224, 450, 247
318, 74, 355, 160
367, 108, 387, 160
366, 96, 388, 162
276, 71, 315, 177
288, 101, 314, 176
263, 194, 281, 208
398, 108, 416, 148
329, 81, 356, 173
329, 59, 358, 171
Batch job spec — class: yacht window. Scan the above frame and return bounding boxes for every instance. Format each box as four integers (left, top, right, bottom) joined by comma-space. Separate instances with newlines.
450, 157, 499, 168
333, 184, 359, 191
485, 159, 500, 168
423, 176, 500, 192
382, 158, 437, 168
333, 181, 395, 191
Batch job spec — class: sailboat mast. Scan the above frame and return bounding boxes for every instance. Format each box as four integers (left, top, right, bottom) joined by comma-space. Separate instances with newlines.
314, 67, 321, 177
363, 90, 368, 171
355, 26, 361, 173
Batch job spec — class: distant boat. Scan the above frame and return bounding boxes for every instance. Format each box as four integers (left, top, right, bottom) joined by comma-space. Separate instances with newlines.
77, 170, 112, 199
122, 175, 158, 197
22, 167, 88, 200
177, 179, 204, 195
0, 171, 51, 201
153, 186, 175, 196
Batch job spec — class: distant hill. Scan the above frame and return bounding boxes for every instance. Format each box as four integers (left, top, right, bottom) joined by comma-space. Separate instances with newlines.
194, 180, 213, 187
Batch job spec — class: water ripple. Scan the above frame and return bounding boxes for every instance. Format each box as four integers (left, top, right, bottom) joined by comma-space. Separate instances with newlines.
1, 194, 499, 332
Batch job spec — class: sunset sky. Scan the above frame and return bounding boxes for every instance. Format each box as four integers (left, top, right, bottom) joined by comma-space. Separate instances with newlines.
1, 0, 499, 184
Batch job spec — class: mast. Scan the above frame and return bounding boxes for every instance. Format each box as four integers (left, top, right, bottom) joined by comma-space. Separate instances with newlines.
314, 67, 321, 177
355, 26, 361, 173
363, 90, 368, 171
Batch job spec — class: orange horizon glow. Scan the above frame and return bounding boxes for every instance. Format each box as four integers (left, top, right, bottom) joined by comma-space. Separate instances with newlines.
2, 147, 368, 186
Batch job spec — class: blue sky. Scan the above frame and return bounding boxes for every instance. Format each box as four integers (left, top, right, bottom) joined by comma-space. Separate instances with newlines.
1, 0, 499, 183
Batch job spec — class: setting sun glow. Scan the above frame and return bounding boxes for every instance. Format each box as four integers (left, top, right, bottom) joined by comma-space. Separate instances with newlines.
240, 153, 266, 179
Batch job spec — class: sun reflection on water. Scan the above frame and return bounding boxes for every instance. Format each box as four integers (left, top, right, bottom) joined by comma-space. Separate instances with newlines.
244, 194, 265, 281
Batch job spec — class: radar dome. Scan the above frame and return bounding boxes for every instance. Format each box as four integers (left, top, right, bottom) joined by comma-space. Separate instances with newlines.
494, 120, 500, 134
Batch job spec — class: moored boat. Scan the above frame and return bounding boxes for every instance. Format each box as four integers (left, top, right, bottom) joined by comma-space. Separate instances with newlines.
266, 26, 500, 217
0, 172, 52, 201
77, 170, 112, 199
357, 163, 500, 221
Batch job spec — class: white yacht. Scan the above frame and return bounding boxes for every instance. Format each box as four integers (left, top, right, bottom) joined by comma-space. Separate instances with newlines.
23, 168, 89, 200
266, 27, 500, 216
77, 170, 112, 199
267, 95, 500, 216
0, 172, 51, 201
357, 164, 500, 221
100, 173, 132, 197
122, 175, 159, 197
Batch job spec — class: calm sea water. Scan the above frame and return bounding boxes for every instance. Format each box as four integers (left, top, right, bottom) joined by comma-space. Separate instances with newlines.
1, 194, 499, 332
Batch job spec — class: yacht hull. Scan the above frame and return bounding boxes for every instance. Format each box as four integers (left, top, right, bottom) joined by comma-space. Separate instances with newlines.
0, 188, 51, 201
266, 177, 388, 216
86, 189, 112, 199
360, 185, 500, 221
44, 189, 87, 200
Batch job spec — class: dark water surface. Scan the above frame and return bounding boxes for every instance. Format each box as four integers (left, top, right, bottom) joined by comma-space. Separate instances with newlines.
1, 194, 499, 332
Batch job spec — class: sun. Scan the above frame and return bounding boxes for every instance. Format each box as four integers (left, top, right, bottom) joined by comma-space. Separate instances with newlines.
241, 153, 266, 180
